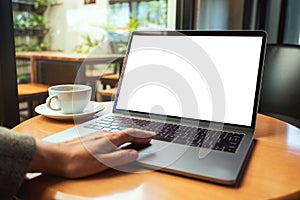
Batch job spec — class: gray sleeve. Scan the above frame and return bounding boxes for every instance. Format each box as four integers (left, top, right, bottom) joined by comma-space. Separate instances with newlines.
0, 127, 36, 199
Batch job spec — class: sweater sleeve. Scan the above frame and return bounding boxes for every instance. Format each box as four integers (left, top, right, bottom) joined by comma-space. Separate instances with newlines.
0, 127, 36, 199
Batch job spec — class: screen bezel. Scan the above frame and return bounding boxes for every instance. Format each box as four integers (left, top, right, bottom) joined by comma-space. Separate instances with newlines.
112, 30, 267, 131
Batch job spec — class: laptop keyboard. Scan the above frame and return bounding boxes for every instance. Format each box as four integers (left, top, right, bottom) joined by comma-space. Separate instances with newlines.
84, 115, 244, 153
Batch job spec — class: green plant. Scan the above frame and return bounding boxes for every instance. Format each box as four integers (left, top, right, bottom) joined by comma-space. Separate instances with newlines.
127, 16, 139, 31
34, 0, 62, 9
34, 0, 47, 9
15, 41, 48, 52
73, 34, 104, 54
14, 12, 46, 30
147, 1, 167, 25
17, 74, 31, 84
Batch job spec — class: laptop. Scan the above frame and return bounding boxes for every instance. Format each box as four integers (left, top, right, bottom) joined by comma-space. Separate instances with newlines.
44, 30, 267, 185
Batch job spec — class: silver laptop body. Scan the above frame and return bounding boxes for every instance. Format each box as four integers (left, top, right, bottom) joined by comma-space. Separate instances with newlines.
44, 30, 267, 185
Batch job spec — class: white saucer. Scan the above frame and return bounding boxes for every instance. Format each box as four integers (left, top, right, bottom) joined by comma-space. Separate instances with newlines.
35, 101, 105, 120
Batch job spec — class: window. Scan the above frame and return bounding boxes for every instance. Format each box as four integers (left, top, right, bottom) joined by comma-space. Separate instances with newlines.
195, 0, 245, 30
42, 0, 175, 54
248, 0, 300, 45
266, 0, 281, 43
107, 0, 172, 54
283, 0, 300, 45
264, 0, 300, 45
12, 0, 176, 83
192, 0, 300, 45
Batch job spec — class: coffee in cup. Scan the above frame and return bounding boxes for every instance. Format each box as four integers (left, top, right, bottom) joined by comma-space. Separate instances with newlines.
46, 84, 92, 114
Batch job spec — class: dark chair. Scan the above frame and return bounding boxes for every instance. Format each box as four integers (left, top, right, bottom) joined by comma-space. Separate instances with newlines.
258, 44, 300, 128
37, 60, 83, 85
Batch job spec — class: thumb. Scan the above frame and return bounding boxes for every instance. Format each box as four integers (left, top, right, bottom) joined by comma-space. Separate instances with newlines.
97, 149, 138, 168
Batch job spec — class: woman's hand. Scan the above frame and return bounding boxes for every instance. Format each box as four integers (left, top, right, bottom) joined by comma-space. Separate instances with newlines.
29, 128, 156, 178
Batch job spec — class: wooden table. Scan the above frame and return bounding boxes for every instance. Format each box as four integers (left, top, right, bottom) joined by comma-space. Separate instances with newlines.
13, 102, 300, 199
16, 51, 124, 83
18, 83, 51, 119
18, 83, 50, 99
16, 51, 124, 101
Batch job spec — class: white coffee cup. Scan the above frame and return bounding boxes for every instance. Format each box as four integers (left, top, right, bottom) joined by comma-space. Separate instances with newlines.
46, 84, 92, 114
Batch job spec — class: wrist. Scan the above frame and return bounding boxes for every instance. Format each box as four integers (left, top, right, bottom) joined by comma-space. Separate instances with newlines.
28, 140, 63, 174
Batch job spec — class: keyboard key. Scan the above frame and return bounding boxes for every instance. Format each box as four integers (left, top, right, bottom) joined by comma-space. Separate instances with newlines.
84, 116, 244, 153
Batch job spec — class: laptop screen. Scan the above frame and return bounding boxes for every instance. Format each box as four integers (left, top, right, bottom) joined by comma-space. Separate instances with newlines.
115, 31, 265, 127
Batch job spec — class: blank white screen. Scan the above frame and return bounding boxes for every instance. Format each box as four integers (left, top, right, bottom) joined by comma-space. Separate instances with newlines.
116, 34, 263, 126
